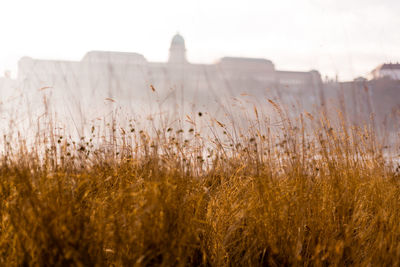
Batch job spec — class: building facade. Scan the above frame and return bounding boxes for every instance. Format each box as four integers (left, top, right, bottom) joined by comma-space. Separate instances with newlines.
18, 34, 322, 96
368, 63, 400, 80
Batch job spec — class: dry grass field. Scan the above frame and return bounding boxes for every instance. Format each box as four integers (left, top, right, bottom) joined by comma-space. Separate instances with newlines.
0, 100, 399, 266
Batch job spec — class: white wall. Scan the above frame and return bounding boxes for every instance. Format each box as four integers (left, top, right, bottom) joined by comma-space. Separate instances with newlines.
379, 69, 400, 80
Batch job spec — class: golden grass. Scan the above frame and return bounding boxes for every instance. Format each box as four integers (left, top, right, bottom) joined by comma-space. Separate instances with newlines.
0, 103, 399, 266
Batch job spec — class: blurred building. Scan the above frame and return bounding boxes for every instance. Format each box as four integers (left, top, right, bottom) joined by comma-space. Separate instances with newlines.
17, 34, 323, 107
368, 63, 400, 80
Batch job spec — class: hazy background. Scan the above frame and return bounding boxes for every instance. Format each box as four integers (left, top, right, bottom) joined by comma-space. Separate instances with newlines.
0, 0, 399, 81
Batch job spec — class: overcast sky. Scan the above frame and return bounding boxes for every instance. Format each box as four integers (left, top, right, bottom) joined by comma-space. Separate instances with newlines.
0, 0, 399, 81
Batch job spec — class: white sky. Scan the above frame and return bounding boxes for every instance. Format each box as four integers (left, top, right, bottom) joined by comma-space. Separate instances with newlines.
0, 0, 399, 81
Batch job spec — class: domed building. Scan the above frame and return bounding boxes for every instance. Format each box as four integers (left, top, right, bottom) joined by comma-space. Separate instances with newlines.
16, 33, 322, 109
168, 33, 187, 64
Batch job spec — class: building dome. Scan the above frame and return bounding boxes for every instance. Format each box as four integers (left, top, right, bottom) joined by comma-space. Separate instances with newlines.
171, 33, 185, 47
169, 33, 187, 64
